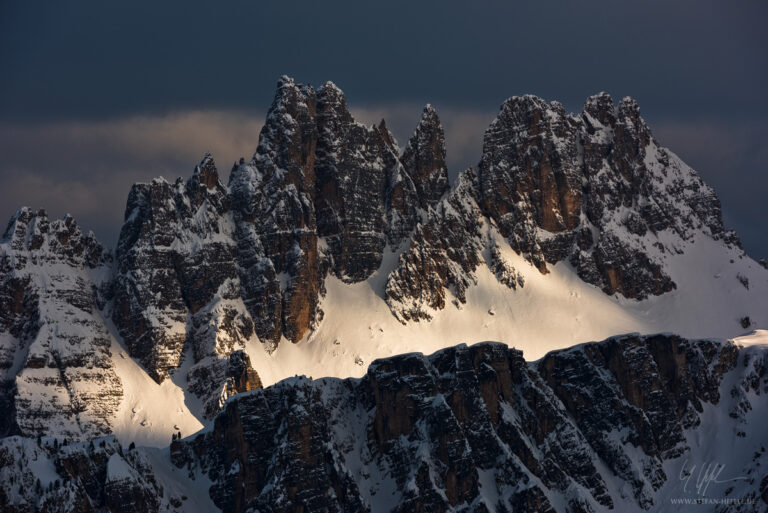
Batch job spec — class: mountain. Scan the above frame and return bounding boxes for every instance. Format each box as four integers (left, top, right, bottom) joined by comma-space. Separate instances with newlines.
2, 332, 767, 512
0, 76, 767, 447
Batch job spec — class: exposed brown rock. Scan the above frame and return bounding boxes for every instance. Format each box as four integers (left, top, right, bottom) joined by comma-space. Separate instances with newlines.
175, 335, 758, 512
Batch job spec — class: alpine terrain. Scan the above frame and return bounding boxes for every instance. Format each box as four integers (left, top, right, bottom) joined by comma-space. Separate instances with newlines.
1, 77, 766, 512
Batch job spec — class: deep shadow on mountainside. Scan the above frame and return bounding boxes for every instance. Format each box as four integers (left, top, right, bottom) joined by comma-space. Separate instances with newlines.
1, 333, 767, 512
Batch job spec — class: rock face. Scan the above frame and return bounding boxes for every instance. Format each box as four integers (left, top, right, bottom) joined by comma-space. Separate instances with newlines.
169, 334, 768, 513
384, 168, 486, 321
112, 154, 261, 417
228, 77, 452, 346
107, 78, 455, 416
388, 103, 451, 248
400, 105, 450, 211
16, 78, 742, 377
0, 335, 766, 512
386, 92, 735, 319
0, 208, 121, 440
0, 436, 171, 513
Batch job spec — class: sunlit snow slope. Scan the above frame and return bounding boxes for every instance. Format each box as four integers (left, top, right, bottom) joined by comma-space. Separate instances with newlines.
248, 234, 768, 387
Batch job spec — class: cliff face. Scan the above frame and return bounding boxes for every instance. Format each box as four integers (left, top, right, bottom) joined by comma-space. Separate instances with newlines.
1, 334, 766, 513
228, 77, 449, 347
168, 334, 767, 513
112, 154, 261, 419
3, 79, 748, 369
0, 208, 121, 440
0, 436, 182, 513
385, 92, 734, 320
106, 78, 456, 419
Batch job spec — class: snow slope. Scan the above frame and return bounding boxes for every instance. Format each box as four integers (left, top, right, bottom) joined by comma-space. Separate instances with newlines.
105, 323, 204, 448
246, 232, 768, 387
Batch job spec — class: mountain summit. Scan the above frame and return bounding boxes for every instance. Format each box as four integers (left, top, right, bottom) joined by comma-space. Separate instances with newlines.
1, 78, 767, 445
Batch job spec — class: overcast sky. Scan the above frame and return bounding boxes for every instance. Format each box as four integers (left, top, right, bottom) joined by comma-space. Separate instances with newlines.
1, 1, 766, 256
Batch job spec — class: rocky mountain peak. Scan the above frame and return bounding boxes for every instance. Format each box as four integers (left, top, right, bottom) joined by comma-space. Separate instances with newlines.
2, 80, 768, 504
0, 208, 119, 441
385, 88, 747, 322
400, 103, 449, 211
186, 152, 227, 212
317, 80, 352, 122
490, 94, 569, 136
2, 207, 107, 268
254, 77, 318, 186
377, 118, 398, 151
583, 91, 616, 128
477, 92, 582, 272
613, 96, 653, 173
230, 78, 455, 345
2, 207, 49, 250
192, 152, 219, 189
113, 160, 260, 404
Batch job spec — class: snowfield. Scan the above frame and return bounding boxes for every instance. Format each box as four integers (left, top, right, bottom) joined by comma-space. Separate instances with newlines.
246, 232, 768, 389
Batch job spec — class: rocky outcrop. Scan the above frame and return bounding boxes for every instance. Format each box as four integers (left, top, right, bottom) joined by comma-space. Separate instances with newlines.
0, 208, 121, 440
0, 436, 171, 513
112, 154, 261, 418
0, 334, 766, 512
170, 334, 768, 513
537, 335, 740, 507
478, 95, 583, 270
114, 154, 243, 379
400, 105, 450, 211
478, 92, 723, 297
230, 78, 322, 347
384, 103, 450, 249
187, 349, 262, 419
110, 78, 744, 345
313, 82, 399, 283
384, 168, 486, 321
386, 90, 734, 319
230, 77, 451, 345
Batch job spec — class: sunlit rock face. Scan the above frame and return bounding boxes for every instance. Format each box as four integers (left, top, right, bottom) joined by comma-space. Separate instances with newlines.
0, 208, 120, 440
113, 78, 738, 355
384, 91, 735, 320
107, 77, 457, 418
478, 92, 726, 295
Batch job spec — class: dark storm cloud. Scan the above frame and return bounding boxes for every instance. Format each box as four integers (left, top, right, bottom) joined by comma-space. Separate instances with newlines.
1, 1, 766, 255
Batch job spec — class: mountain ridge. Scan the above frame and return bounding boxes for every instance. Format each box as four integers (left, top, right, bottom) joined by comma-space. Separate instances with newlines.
2, 332, 767, 512
1, 77, 767, 447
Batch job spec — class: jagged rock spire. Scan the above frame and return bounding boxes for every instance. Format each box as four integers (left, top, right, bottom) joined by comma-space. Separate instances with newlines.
1, 207, 106, 267
401, 104, 449, 210
193, 152, 219, 189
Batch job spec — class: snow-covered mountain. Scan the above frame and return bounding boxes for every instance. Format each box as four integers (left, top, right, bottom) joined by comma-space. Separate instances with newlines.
1, 76, 767, 454
2, 332, 767, 512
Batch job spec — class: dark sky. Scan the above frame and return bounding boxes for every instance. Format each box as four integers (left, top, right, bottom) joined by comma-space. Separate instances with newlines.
1, 1, 766, 256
